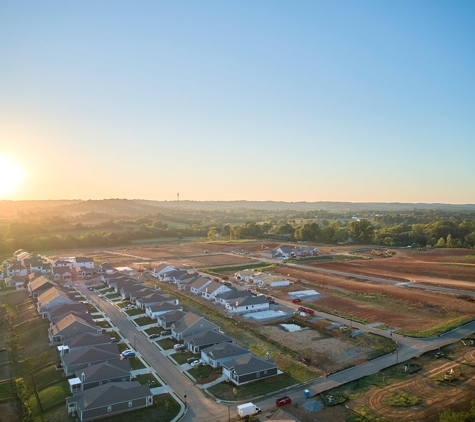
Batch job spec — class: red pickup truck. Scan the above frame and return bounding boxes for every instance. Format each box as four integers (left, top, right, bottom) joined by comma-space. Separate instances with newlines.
292, 298, 302, 303
298, 307, 315, 315
276, 396, 292, 407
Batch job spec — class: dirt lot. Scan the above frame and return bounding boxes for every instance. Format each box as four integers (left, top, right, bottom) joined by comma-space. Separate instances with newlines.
259, 323, 376, 373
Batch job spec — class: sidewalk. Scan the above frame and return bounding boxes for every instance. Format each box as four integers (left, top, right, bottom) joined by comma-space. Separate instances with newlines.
197, 374, 228, 389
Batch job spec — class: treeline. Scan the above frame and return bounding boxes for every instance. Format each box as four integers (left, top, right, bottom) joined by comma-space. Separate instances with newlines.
0, 208, 474, 255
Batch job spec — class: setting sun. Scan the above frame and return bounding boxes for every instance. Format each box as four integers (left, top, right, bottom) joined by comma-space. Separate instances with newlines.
0, 156, 24, 197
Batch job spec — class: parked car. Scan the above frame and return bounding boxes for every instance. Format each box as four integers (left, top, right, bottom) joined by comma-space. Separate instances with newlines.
98, 294, 103, 298
149, 334, 160, 339
292, 298, 302, 303
187, 357, 200, 364
276, 396, 292, 407
110, 337, 120, 343
121, 350, 136, 358
174, 344, 186, 351
190, 359, 202, 367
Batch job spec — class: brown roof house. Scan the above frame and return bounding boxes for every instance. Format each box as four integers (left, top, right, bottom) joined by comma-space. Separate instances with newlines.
66, 381, 152, 421
37, 287, 77, 317
28, 275, 57, 297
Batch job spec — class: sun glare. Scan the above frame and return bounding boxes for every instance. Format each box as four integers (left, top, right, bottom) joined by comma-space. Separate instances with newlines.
0, 157, 24, 198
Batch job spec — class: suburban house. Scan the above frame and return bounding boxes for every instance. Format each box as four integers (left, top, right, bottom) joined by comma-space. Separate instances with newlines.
201, 282, 232, 301
4, 275, 25, 290
249, 273, 291, 288
156, 310, 187, 329
176, 275, 201, 291
28, 276, 58, 298
66, 382, 153, 421
98, 263, 114, 275
53, 259, 74, 269
135, 292, 177, 310
61, 343, 120, 376
234, 269, 256, 282
74, 257, 95, 269
60, 333, 113, 353
225, 295, 269, 314
171, 313, 219, 341
274, 245, 319, 259
215, 288, 252, 306
200, 342, 252, 368
5, 262, 28, 277
30, 257, 50, 273
37, 287, 78, 317
145, 302, 183, 320
76, 267, 94, 279
222, 355, 278, 385
69, 359, 132, 393
151, 263, 176, 279
189, 277, 213, 295
44, 303, 88, 322
183, 330, 233, 354
128, 287, 156, 303
160, 269, 190, 283
52, 266, 73, 282
49, 314, 102, 343
119, 283, 149, 300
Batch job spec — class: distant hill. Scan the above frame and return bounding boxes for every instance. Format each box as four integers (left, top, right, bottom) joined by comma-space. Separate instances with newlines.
1, 199, 474, 219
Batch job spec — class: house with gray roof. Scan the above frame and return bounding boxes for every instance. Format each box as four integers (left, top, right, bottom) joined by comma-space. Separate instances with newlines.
225, 295, 269, 314
74, 257, 94, 269
136, 292, 177, 309
28, 275, 57, 297
61, 343, 120, 376
4, 275, 25, 290
157, 310, 187, 329
222, 355, 278, 385
201, 282, 232, 301
128, 287, 156, 303
51, 266, 73, 282
66, 381, 153, 421
200, 342, 252, 368
189, 277, 213, 295
151, 263, 176, 278
171, 312, 219, 341
44, 302, 88, 321
69, 359, 132, 393
215, 287, 252, 306
183, 330, 233, 354
6, 262, 28, 277
49, 314, 102, 343
146, 301, 183, 319
61, 333, 113, 353
37, 287, 77, 317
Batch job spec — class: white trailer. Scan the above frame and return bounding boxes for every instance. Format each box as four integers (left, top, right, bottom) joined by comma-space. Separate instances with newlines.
237, 402, 261, 418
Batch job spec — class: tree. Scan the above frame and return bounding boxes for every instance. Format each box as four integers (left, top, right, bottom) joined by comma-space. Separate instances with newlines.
439, 399, 475, 421
435, 237, 446, 248
348, 219, 375, 244
446, 234, 453, 248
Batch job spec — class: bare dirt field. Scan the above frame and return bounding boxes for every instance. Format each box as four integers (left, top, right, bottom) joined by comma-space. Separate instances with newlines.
347, 341, 475, 421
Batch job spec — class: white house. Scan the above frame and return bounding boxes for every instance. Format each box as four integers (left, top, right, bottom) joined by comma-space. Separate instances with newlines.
151, 264, 176, 278
225, 296, 269, 315
6, 262, 28, 277
74, 257, 94, 269
145, 302, 183, 319
201, 283, 232, 301
189, 277, 213, 295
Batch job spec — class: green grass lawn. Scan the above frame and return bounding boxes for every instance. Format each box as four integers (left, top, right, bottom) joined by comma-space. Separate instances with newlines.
187, 365, 217, 380
128, 357, 146, 370
157, 338, 175, 350
107, 293, 121, 299
135, 373, 161, 387
0, 379, 14, 400
208, 373, 299, 400
125, 308, 146, 317
134, 316, 156, 326
172, 351, 195, 365
38, 380, 71, 410
116, 302, 128, 308
91, 393, 180, 422
87, 304, 100, 313
144, 326, 162, 335
94, 320, 112, 329
34, 364, 64, 390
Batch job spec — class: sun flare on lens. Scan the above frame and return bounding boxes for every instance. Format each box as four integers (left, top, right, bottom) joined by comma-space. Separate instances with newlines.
0, 157, 24, 197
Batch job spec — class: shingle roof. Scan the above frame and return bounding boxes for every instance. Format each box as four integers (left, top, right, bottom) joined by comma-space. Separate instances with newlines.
51, 314, 97, 335
67, 382, 151, 410
231, 295, 269, 307
74, 359, 131, 383
202, 342, 250, 360
62, 344, 120, 366
183, 330, 232, 347
172, 312, 202, 332
148, 302, 181, 313
64, 332, 112, 349
222, 355, 277, 375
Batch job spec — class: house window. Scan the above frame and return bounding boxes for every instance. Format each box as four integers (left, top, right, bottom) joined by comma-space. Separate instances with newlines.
107, 406, 112, 412
256, 373, 260, 378
128, 401, 132, 408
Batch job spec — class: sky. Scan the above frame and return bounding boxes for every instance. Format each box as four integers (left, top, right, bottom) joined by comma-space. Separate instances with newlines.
1, 1, 474, 204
